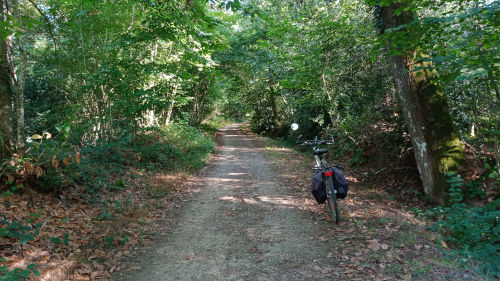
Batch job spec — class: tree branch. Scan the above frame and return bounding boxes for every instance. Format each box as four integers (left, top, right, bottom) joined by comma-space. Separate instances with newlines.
27, 0, 58, 51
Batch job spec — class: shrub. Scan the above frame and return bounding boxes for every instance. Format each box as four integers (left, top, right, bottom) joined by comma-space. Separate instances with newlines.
0, 135, 81, 193
428, 173, 499, 277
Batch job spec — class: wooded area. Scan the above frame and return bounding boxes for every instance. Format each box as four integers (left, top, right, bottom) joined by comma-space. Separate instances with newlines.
0, 0, 498, 279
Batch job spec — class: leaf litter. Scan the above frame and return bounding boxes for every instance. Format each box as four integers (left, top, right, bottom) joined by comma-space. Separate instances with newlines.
258, 136, 485, 281
0, 170, 193, 280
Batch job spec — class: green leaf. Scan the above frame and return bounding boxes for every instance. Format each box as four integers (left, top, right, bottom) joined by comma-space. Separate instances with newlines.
30, 213, 40, 218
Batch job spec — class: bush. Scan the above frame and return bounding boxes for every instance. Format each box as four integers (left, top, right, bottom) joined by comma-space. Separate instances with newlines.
0, 134, 81, 193
1, 123, 216, 196
428, 173, 500, 277
153, 123, 215, 171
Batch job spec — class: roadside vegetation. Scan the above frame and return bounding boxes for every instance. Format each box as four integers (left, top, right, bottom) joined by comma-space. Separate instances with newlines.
259, 133, 488, 280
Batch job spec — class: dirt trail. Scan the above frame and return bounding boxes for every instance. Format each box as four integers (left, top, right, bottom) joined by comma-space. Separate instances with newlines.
113, 124, 339, 281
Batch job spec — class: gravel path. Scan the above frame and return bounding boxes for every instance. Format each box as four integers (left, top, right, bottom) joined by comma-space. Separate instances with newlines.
113, 124, 339, 281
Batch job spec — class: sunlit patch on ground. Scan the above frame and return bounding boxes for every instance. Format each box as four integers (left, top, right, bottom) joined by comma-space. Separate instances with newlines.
255, 131, 481, 281
227, 172, 248, 176
0, 169, 196, 281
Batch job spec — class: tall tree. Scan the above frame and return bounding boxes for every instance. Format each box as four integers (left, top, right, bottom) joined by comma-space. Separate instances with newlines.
375, 1, 464, 203
11, 0, 26, 149
0, 0, 14, 160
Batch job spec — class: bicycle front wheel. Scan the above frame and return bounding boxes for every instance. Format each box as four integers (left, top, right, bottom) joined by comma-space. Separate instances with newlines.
325, 176, 339, 224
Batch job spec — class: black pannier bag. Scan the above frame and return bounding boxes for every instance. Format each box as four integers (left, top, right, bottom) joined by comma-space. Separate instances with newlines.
311, 170, 327, 204
332, 167, 348, 199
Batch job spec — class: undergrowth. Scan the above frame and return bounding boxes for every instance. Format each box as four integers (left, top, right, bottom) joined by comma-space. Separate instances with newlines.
426, 172, 499, 278
0, 119, 230, 280
1, 122, 219, 193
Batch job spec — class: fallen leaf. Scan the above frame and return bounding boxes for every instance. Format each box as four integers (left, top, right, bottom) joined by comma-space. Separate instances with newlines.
440, 240, 448, 249
130, 266, 141, 270
31, 134, 43, 140
367, 239, 380, 251
343, 268, 354, 274
36, 166, 43, 177
321, 267, 333, 274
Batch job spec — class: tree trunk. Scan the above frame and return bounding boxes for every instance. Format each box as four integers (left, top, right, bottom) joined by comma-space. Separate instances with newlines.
269, 81, 279, 127
378, 3, 464, 204
189, 81, 208, 127
11, 0, 26, 149
164, 85, 177, 126
0, 0, 14, 160
322, 73, 336, 126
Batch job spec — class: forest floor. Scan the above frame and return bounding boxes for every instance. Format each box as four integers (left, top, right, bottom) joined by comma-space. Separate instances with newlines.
111, 123, 481, 281
1, 123, 484, 280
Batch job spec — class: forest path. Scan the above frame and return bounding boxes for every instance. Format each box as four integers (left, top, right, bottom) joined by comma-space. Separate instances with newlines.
113, 123, 339, 281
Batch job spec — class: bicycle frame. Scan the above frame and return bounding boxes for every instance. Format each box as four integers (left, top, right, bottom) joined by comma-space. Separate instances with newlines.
293, 125, 340, 223
314, 155, 322, 168
310, 144, 339, 224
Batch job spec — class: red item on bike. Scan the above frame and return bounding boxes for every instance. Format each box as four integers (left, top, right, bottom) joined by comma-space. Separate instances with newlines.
323, 171, 334, 177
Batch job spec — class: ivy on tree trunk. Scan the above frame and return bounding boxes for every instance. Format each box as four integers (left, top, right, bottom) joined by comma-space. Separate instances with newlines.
377, 2, 464, 204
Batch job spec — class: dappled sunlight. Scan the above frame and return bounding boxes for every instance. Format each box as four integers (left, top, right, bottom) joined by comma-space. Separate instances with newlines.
219, 196, 258, 204
263, 146, 292, 152
257, 195, 300, 207
340, 196, 423, 226
345, 176, 358, 183
6, 248, 76, 281
220, 136, 255, 140
218, 193, 315, 212
242, 197, 259, 204
204, 177, 243, 183
220, 146, 261, 152
39, 260, 75, 281
9, 248, 49, 269
227, 172, 248, 176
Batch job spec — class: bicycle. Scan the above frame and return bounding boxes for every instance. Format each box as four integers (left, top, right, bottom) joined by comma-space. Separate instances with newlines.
296, 135, 342, 224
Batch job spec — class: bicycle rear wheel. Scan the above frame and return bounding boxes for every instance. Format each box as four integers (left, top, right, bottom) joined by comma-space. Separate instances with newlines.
325, 176, 339, 224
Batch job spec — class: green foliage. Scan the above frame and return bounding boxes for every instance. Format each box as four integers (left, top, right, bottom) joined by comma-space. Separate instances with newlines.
199, 116, 234, 136
156, 124, 216, 171
0, 220, 42, 245
49, 233, 70, 247
0, 0, 498, 277
0, 262, 40, 281
218, 0, 393, 142
428, 173, 500, 277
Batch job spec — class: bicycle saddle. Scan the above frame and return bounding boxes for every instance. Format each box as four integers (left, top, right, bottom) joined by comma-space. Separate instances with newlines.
313, 148, 328, 155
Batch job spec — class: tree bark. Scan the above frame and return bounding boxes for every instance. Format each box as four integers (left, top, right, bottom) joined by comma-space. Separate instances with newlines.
189, 80, 209, 127
11, 0, 26, 149
0, 0, 14, 160
164, 85, 177, 126
322, 73, 336, 126
269, 81, 279, 128
378, 3, 464, 204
